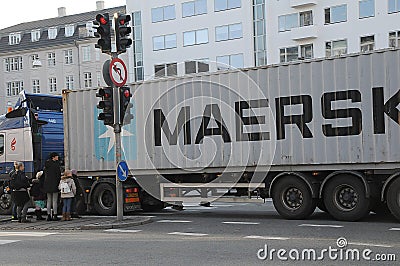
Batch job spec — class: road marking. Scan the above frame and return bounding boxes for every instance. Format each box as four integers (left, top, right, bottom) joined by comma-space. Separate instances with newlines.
0, 232, 57, 237
389, 228, 400, 231
298, 224, 343, 228
168, 232, 208, 237
157, 220, 192, 223
105, 229, 142, 233
244, 235, 290, 241
349, 242, 393, 248
0, 240, 20, 245
222, 222, 260, 225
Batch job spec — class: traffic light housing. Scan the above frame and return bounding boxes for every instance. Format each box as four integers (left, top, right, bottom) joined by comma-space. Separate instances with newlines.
120, 87, 133, 125
97, 87, 114, 126
93, 13, 111, 54
115, 14, 132, 54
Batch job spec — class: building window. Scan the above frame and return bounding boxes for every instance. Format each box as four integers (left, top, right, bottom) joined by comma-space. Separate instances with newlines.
185, 59, 209, 74
82, 46, 91, 62
325, 5, 347, 24
6, 81, 24, 96
30, 54, 39, 68
133, 11, 144, 81
8, 33, 21, 45
360, 35, 375, 52
95, 49, 100, 61
217, 53, 244, 70
154, 63, 178, 78
97, 71, 102, 87
278, 13, 299, 32
49, 78, 57, 92
300, 11, 313, 27
48, 52, 56, 67
253, 0, 267, 67
0, 135, 4, 156
388, 0, 400, 13
31, 29, 41, 42
215, 0, 241, 12
32, 79, 40, 94
84, 72, 92, 88
48, 27, 58, 39
153, 34, 177, 51
65, 24, 75, 37
215, 23, 243, 42
65, 76, 74, 90
182, 0, 207, 17
300, 44, 313, 59
183, 29, 209, 46
64, 49, 73, 64
359, 0, 375, 18
280, 46, 299, 63
4, 57, 23, 72
325, 39, 348, 56
389, 31, 400, 47
152, 5, 176, 23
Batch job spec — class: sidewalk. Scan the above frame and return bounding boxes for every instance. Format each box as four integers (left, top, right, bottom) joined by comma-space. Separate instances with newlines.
0, 215, 152, 230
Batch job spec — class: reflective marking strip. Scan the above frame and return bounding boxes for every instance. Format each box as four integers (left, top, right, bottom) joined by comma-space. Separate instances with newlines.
0, 240, 20, 245
298, 224, 343, 228
244, 236, 290, 240
222, 222, 260, 225
0, 232, 57, 237
349, 242, 393, 248
168, 232, 208, 237
104, 229, 142, 233
157, 220, 192, 223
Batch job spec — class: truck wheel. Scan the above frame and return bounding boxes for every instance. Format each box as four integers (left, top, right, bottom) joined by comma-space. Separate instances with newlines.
386, 178, 400, 221
92, 183, 116, 216
0, 192, 12, 215
323, 176, 370, 221
272, 177, 316, 220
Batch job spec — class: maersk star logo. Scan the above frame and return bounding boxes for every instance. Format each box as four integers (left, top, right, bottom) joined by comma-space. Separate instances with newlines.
98, 125, 133, 154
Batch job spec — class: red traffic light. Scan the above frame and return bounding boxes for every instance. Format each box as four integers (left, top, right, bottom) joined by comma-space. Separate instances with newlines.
96, 14, 108, 25
123, 89, 131, 98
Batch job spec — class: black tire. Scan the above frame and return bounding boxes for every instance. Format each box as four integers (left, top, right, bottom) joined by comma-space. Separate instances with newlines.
272, 176, 316, 220
0, 190, 12, 215
141, 203, 165, 212
92, 183, 116, 216
386, 178, 400, 222
323, 176, 370, 222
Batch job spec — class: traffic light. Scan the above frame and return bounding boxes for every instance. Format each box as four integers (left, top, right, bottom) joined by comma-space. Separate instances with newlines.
96, 87, 114, 126
115, 14, 132, 54
120, 87, 133, 125
93, 13, 111, 54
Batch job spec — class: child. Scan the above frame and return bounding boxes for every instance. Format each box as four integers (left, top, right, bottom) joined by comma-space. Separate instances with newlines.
58, 170, 76, 221
30, 171, 46, 220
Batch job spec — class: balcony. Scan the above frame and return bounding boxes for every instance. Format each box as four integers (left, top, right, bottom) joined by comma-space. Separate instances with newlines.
290, 0, 317, 8
291, 25, 317, 41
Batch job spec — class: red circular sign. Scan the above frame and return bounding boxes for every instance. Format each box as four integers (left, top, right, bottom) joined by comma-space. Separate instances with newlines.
109, 58, 128, 87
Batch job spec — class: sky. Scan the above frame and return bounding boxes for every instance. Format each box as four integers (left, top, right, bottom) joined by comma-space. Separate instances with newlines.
0, 0, 126, 30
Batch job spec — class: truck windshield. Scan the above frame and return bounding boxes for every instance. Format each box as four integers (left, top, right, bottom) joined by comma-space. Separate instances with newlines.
26, 95, 62, 112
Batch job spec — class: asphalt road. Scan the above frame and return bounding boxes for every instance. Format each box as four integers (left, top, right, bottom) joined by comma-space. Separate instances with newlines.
1, 201, 400, 265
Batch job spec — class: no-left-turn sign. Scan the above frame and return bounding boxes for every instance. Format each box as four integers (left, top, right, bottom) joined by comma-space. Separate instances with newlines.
109, 58, 128, 87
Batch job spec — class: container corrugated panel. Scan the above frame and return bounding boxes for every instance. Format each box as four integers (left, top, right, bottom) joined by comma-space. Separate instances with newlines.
64, 49, 400, 175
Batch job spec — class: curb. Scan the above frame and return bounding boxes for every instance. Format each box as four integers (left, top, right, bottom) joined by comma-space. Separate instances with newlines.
80, 216, 152, 230
0, 218, 12, 223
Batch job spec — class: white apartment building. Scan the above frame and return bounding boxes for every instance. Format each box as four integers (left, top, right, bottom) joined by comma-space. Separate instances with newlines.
267, 0, 400, 64
0, 2, 127, 112
126, 0, 266, 81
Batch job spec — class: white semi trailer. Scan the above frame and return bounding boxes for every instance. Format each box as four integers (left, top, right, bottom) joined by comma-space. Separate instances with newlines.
63, 49, 400, 222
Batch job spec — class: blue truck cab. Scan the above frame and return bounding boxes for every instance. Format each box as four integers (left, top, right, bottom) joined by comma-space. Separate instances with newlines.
0, 92, 64, 181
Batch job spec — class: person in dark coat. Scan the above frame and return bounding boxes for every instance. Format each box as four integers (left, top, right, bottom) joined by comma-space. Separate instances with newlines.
71, 169, 83, 218
43, 152, 61, 221
30, 171, 46, 220
8, 161, 19, 221
10, 162, 31, 223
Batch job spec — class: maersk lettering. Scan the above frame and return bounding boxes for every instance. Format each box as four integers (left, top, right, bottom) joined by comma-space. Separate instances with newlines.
154, 88, 400, 146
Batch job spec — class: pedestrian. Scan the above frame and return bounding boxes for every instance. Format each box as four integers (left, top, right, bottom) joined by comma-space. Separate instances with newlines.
10, 162, 31, 223
59, 170, 76, 221
43, 152, 61, 221
30, 171, 46, 221
71, 169, 83, 218
7, 161, 19, 221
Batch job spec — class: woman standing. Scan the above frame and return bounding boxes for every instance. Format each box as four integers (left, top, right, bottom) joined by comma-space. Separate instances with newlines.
43, 152, 61, 221
30, 171, 46, 221
10, 162, 31, 223
59, 170, 76, 221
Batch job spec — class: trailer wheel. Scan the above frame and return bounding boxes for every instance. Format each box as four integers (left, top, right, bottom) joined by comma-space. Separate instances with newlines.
386, 178, 400, 222
0, 191, 12, 215
323, 176, 370, 221
272, 176, 316, 220
92, 183, 117, 216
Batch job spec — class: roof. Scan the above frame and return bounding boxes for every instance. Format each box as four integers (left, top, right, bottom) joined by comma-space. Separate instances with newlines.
0, 5, 125, 54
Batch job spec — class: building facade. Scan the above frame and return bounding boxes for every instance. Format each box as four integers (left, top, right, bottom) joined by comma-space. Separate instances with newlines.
0, 2, 127, 112
126, 0, 266, 81
266, 0, 400, 64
